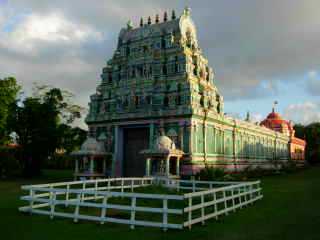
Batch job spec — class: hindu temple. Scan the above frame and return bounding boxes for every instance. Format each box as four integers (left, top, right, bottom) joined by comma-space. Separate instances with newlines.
84, 7, 306, 177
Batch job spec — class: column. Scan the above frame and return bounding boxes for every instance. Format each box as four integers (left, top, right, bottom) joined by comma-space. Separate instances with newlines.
146, 158, 151, 176
90, 156, 94, 174
176, 157, 180, 176
149, 123, 154, 149
187, 123, 192, 154
179, 121, 184, 150
166, 156, 170, 176
75, 158, 79, 174
111, 125, 119, 176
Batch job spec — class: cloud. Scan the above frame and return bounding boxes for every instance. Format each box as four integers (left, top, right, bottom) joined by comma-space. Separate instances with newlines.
0, 12, 103, 54
283, 102, 320, 125
0, 0, 320, 127
306, 70, 320, 96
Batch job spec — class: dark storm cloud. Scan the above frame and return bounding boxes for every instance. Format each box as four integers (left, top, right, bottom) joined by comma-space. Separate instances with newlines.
1, 0, 320, 108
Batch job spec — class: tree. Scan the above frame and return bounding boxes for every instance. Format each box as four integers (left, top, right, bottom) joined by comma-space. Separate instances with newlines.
8, 86, 85, 177
294, 123, 320, 164
0, 77, 21, 144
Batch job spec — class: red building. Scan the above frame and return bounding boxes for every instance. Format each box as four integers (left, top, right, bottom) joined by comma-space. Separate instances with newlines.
260, 108, 306, 166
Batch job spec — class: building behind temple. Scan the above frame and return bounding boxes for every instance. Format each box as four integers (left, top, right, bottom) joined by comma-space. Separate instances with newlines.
85, 8, 306, 177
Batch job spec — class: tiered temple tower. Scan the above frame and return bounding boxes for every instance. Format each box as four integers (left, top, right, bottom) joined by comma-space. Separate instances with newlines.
86, 8, 295, 177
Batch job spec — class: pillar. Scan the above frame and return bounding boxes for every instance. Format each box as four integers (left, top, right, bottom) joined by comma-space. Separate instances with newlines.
149, 123, 154, 149
90, 156, 94, 174
179, 121, 184, 150
146, 158, 151, 176
166, 156, 170, 176
111, 125, 119, 176
176, 157, 180, 176
75, 158, 79, 174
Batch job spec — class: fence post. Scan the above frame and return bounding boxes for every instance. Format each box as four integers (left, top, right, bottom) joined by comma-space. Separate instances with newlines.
107, 179, 111, 192
223, 190, 228, 216
131, 179, 134, 192
213, 192, 218, 220
188, 197, 192, 229
239, 186, 243, 209
257, 181, 261, 198
232, 187, 236, 212
121, 179, 124, 195
176, 180, 180, 192
74, 193, 81, 223
50, 191, 57, 219
249, 183, 254, 204
201, 194, 205, 225
81, 182, 86, 202
95, 181, 98, 199
29, 188, 34, 215
244, 185, 248, 205
100, 194, 108, 225
130, 197, 136, 229
65, 184, 70, 207
192, 181, 196, 193
163, 198, 168, 232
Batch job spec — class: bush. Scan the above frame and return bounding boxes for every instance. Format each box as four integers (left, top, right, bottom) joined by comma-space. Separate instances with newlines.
44, 154, 73, 170
0, 146, 21, 178
196, 167, 227, 181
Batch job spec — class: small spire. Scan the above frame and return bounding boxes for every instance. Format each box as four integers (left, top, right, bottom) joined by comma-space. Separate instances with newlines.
245, 111, 250, 122
155, 14, 159, 23
183, 6, 191, 17
148, 16, 151, 25
272, 101, 278, 113
127, 20, 133, 29
164, 11, 168, 22
140, 17, 144, 27
172, 10, 176, 20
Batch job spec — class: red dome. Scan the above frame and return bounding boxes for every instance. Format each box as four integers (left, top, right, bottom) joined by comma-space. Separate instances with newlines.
266, 111, 283, 120
260, 110, 293, 136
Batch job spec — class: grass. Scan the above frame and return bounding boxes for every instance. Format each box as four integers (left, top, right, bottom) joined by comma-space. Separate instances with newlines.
1, 167, 320, 240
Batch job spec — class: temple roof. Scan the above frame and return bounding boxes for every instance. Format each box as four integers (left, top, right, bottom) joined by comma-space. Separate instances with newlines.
140, 135, 184, 156
119, 18, 180, 42
71, 137, 110, 156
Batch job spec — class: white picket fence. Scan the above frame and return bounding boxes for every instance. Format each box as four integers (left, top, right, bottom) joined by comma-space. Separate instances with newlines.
19, 177, 262, 231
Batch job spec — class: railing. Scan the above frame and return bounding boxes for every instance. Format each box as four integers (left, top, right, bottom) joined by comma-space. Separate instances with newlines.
19, 177, 262, 231
182, 180, 262, 229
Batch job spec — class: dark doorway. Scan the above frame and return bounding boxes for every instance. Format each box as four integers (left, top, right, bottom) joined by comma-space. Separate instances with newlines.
123, 127, 149, 177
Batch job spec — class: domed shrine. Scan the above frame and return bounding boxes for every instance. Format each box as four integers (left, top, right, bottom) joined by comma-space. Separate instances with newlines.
260, 107, 306, 165
71, 137, 112, 179
140, 135, 184, 177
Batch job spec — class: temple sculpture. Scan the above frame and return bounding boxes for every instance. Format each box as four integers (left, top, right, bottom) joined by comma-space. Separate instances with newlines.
84, 8, 306, 177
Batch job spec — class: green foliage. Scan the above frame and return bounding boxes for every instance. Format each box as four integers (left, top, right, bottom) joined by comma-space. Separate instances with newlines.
8, 85, 85, 177
0, 146, 20, 178
294, 123, 320, 164
196, 167, 227, 181
45, 154, 74, 170
0, 77, 21, 144
1, 167, 320, 239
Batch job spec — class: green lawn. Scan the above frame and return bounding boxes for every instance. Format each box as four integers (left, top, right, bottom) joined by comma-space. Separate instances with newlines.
1, 167, 320, 240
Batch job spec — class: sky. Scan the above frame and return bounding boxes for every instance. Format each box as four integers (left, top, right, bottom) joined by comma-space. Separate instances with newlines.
0, 0, 320, 128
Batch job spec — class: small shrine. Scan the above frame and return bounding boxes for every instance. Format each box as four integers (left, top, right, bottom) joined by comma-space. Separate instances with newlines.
140, 135, 184, 178
71, 137, 112, 180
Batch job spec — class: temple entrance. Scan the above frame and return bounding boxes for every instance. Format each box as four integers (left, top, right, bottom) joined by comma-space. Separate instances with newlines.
123, 127, 149, 177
